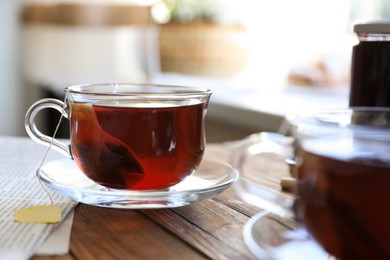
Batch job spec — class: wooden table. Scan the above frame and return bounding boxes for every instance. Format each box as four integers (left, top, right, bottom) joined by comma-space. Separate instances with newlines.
32, 142, 292, 260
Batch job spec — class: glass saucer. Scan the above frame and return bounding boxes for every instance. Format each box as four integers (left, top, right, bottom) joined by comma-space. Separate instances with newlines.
243, 212, 330, 260
37, 158, 238, 209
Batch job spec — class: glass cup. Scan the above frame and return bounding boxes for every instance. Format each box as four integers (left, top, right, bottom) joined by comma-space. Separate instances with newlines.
25, 83, 212, 190
232, 107, 390, 259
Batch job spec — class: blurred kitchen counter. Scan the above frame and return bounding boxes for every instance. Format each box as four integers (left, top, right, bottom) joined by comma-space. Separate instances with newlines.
151, 73, 349, 142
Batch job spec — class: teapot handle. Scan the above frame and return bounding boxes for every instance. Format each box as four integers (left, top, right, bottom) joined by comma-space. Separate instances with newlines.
230, 132, 296, 218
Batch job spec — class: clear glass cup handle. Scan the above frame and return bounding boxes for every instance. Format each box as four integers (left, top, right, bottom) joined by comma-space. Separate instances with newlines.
231, 132, 296, 218
25, 98, 72, 158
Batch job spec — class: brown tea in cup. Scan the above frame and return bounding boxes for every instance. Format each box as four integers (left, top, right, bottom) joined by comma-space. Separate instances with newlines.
70, 101, 206, 190
296, 137, 390, 259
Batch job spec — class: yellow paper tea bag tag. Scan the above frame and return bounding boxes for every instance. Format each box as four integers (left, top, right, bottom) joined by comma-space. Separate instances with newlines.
14, 205, 62, 224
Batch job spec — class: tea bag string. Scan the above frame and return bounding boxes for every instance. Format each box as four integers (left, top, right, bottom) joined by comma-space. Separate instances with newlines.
36, 95, 68, 206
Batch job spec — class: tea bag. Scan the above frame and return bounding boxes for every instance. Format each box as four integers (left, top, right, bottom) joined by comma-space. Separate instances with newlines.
14, 98, 66, 224
14, 205, 61, 224
71, 102, 144, 189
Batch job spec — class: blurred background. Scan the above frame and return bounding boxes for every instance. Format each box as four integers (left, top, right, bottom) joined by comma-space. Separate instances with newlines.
1, 0, 390, 139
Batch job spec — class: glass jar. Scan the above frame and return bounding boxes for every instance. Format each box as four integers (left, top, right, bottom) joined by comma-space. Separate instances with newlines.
350, 20, 390, 107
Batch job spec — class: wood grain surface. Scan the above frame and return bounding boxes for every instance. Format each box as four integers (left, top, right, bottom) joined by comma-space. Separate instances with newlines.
32, 143, 293, 260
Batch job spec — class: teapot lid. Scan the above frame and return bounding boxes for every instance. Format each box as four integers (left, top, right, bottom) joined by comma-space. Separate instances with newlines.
354, 19, 390, 34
